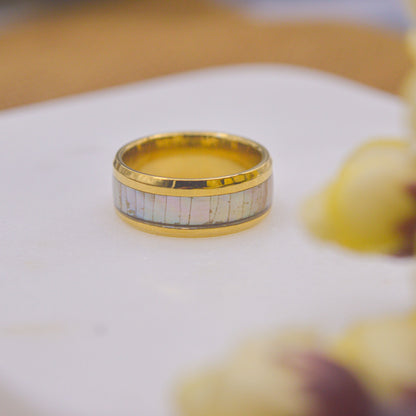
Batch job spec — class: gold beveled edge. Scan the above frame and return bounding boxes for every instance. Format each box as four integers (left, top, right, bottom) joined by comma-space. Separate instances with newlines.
116, 209, 271, 237
113, 131, 273, 197
113, 166, 272, 196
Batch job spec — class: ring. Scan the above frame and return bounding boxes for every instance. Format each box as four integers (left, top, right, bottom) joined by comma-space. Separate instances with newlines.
113, 132, 273, 237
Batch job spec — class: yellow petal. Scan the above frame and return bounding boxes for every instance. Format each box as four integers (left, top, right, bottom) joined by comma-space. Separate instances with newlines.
177, 331, 320, 416
332, 313, 416, 400
302, 185, 337, 241
328, 140, 416, 253
406, 29, 416, 64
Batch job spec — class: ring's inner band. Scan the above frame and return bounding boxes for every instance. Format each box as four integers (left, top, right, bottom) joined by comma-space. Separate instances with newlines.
121, 134, 263, 179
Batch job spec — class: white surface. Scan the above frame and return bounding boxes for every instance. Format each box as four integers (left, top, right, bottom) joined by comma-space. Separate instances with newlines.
0, 65, 414, 416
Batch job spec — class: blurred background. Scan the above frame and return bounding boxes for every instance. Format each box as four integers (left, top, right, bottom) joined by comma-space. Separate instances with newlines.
0, 0, 413, 110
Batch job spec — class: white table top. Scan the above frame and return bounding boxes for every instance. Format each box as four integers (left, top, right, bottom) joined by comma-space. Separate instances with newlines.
0, 65, 414, 416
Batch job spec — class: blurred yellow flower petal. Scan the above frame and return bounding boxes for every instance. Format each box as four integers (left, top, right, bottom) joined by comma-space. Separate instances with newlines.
332, 313, 416, 401
302, 185, 337, 241
303, 139, 416, 255
177, 331, 321, 416
406, 30, 416, 64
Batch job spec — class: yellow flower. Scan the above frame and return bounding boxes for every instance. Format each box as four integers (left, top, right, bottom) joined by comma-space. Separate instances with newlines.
406, 30, 416, 64
332, 313, 416, 401
177, 331, 374, 416
302, 140, 416, 255
177, 332, 319, 416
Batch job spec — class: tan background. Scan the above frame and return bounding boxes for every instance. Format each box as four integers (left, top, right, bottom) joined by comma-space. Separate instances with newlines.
0, 0, 411, 110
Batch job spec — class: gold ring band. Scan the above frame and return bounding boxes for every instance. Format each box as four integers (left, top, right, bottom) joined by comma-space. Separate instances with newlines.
113, 132, 273, 237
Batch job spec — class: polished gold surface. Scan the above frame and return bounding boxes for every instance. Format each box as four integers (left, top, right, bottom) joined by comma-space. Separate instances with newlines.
123, 135, 261, 178
113, 132, 272, 197
116, 209, 271, 237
